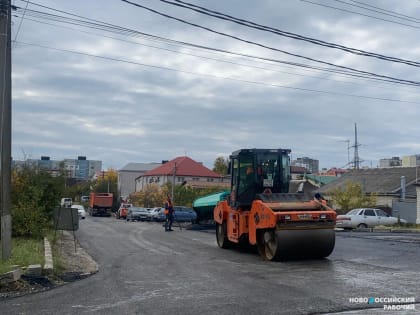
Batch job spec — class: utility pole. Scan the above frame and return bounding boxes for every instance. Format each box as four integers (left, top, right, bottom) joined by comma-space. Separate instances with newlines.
345, 139, 350, 165
0, 0, 12, 260
339, 139, 350, 166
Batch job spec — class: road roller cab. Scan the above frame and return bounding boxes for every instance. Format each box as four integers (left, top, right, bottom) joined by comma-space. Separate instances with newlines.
213, 148, 337, 260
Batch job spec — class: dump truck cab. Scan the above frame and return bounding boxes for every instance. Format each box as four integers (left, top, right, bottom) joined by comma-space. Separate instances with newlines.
214, 148, 336, 261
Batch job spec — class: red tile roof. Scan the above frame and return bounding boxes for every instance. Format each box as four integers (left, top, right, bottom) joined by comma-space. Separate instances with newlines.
144, 156, 222, 178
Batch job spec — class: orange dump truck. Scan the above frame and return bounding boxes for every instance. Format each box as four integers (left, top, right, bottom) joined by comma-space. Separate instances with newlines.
214, 148, 336, 260
89, 192, 113, 217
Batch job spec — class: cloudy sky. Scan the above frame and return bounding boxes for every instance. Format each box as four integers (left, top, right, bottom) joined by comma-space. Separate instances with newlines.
9, 0, 420, 170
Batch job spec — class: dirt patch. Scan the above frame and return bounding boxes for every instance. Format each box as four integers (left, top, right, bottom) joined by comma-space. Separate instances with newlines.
56, 230, 98, 276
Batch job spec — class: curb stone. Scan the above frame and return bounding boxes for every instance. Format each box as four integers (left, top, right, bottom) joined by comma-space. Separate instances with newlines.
43, 237, 53, 274
0, 268, 23, 284
335, 227, 420, 233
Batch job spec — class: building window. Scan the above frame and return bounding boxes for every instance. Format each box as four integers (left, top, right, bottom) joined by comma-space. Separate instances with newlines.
192, 177, 199, 181
207, 178, 214, 182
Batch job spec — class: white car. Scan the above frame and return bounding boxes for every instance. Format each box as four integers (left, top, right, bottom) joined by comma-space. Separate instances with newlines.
71, 204, 87, 219
336, 208, 407, 229
80, 195, 90, 202
148, 207, 164, 221
61, 197, 72, 208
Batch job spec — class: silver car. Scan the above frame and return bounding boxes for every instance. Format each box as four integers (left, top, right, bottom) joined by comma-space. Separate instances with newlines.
148, 207, 165, 221
126, 207, 149, 222
71, 204, 86, 219
336, 208, 407, 229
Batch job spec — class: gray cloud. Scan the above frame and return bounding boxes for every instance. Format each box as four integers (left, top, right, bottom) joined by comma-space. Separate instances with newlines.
10, 0, 420, 170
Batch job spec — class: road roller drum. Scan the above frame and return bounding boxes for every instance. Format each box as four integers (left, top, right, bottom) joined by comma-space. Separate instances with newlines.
256, 229, 335, 261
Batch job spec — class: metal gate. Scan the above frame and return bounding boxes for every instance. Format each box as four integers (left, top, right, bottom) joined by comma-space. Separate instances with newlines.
392, 199, 417, 223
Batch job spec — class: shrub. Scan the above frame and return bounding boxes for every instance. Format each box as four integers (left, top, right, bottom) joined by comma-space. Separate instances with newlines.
11, 166, 64, 238
330, 181, 376, 212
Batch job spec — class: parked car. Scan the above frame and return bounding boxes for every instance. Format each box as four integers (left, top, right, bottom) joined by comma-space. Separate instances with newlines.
151, 207, 166, 222
116, 203, 133, 219
147, 207, 165, 222
173, 206, 197, 223
126, 207, 149, 222
71, 204, 86, 219
80, 195, 90, 202
61, 197, 72, 208
336, 208, 407, 229
144, 208, 157, 221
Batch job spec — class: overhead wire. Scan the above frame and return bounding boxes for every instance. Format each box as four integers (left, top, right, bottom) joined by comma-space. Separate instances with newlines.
13, 16, 375, 87
13, 0, 28, 43
14, 40, 420, 105
152, 0, 420, 67
13, 4, 420, 88
9, 0, 415, 111
332, 0, 420, 24
119, 0, 420, 87
300, 0, 420, 30
14, 11, 420, 91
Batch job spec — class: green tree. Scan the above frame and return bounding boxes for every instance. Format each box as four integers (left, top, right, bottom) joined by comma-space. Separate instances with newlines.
93, 169, 118, 193
64, 180, 92, 203
213, 156, 229, 175
11, 166, 64, 238
130, 184, 166, 207
330, 181, 376, 213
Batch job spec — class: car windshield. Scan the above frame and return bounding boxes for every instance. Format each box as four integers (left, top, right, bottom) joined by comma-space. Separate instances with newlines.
347, 209, 361, 215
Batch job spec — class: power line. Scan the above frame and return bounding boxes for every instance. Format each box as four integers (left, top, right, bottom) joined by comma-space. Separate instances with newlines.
14, 41, 420, 105
301, 0, 420, 30
12, 18, 370, 86
152, 0, 420, 67
333, 0, 420, 24
14, 13, 420, 92
13, 4, 420, 87
120, 0, 420, 87
12, 0, 27, 42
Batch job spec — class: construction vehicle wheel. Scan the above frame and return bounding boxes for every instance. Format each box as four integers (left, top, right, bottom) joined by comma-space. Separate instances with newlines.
256, 229, 280, 261
216, 222, 231, 249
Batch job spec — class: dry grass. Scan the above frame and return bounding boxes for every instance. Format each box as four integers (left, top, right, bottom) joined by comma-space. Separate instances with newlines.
0, 238, 44, 274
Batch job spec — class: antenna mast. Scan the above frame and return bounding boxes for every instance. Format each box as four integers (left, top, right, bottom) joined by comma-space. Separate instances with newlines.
353, 123, 361, 169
